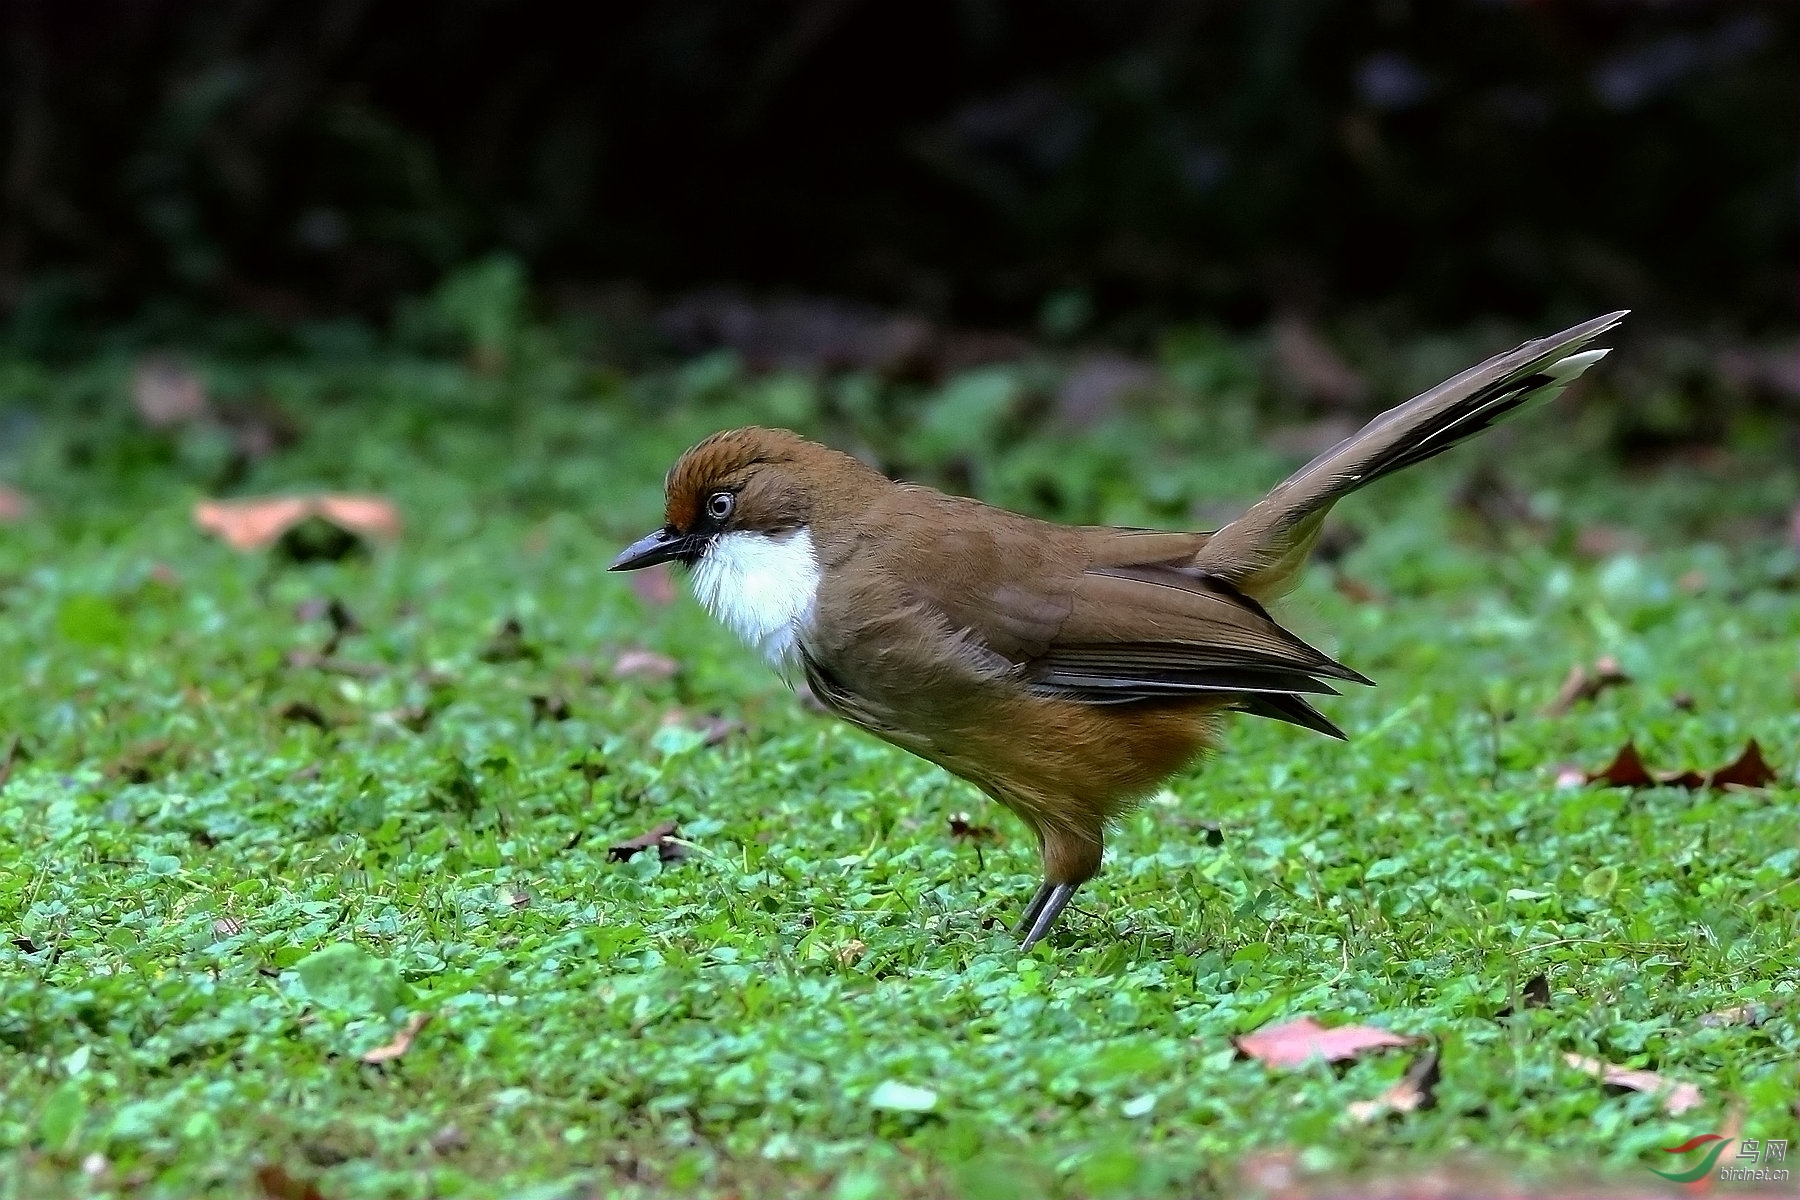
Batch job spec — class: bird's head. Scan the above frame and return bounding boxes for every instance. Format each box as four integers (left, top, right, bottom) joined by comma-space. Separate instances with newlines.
609, 424, 887, 568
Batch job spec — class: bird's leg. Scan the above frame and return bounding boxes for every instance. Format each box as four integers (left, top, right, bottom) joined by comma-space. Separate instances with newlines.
1019, 883, 1078, 950
1012, 881, 1054, 936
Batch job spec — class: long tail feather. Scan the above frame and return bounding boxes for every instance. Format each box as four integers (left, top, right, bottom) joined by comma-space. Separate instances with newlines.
1195, 311, 1626, 597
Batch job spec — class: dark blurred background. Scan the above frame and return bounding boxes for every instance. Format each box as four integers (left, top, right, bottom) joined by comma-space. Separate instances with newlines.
2, 0, 1794, 358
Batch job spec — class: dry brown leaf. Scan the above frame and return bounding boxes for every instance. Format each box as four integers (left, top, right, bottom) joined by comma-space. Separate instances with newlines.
613, 648, 679, 682
133, 357, 210, 427
360, 1012, 431, 1065
1583, 738, 1782, 792
1709, 739, 1776, 790
0, 484, 30, 523
629, 563, 678, 606
1542, 656, 1631, 717
1235, 1016, 1418, 1069
608, 820, 690, 863
1346, 1046, 1441, 1122
1583, 741, 1657, 788
1563, 1052, 1703, 1116
194, 494, 400, 552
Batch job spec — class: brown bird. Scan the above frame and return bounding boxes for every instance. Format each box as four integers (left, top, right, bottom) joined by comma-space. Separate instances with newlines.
611, 312, 1625, 948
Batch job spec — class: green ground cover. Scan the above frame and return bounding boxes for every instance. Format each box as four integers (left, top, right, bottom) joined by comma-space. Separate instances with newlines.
1, 339, 1796, 1199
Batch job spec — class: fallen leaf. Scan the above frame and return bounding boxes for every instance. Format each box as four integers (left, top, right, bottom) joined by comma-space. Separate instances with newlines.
0, 484, 30, 522
948, 813, 998, 841
1583, 739, 1782, 792
607, 820, 690, 863
1235, 1016, 1418, 1069
194, 495, 400, 554
612, 648, 679, 682
1709, 739, 1776, 790
629, 564, 678, 606
360, 1012, 431, 1065
254, 1163, 326, 1200
133, 357, 210, 427
1563, 1052, 1703, 1116
1346, 1046, 1441, 1122
1583, 741, 1656, 788
1542, 656, 1631, 717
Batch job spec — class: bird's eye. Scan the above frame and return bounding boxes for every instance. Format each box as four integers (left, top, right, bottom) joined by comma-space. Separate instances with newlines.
706, 491, 735, 521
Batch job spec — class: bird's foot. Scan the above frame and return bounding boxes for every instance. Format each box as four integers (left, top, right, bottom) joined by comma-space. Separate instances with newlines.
1014, 881, 1078, 950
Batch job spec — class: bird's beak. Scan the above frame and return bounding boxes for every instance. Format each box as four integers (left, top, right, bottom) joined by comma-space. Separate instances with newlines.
608, 527, 698, 571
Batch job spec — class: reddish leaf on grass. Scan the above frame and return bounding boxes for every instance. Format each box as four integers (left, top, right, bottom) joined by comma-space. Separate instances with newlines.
1709, 739, 1776, 790
1542, 656, 1631, 717
613, 648, 680, 682
1563, 1053, 1703, 1116
1346, 1046, 1441, 1122
360, 1012, 431, 1065
194, 495, 400, 552
0, 484, 30, 523
1234, 1016, 1418, 1069
1583, 738, 1781, 792
1584, 741, 1656, 788
608, 820, 690, 863
630, 563, 679, 606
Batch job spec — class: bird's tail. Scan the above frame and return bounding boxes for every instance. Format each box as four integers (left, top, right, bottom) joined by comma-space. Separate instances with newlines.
1194, 310, 1626, 599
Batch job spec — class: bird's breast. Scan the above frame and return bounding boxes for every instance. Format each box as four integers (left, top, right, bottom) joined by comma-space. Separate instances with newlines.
688, 527, 821, 671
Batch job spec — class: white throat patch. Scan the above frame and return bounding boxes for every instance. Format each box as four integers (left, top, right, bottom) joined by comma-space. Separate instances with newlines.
688, 528, 820, 671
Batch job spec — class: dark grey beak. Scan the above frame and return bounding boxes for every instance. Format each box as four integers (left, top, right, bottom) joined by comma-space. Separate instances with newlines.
609, 527, 697, 571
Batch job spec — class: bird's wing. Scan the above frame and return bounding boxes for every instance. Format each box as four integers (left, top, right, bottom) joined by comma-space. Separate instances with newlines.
1015, 562, 1365, 736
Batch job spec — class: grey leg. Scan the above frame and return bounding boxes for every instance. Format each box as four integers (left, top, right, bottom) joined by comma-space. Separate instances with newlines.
1019, 883, 1078, 950
1012, 881, 1054, 936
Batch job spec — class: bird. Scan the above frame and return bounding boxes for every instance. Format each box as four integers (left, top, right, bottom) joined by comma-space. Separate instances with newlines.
611, 311, 1626, 949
